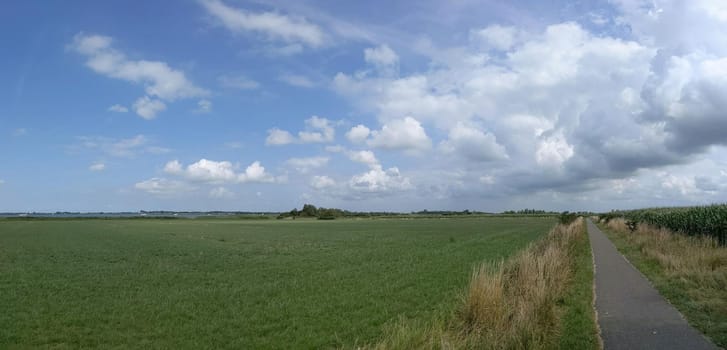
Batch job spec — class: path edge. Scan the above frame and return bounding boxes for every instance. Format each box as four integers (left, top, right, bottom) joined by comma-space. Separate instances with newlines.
587, 219, 605, 350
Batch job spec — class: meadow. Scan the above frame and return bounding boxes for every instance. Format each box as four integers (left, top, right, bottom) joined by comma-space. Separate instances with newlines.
0, 217, 556, 349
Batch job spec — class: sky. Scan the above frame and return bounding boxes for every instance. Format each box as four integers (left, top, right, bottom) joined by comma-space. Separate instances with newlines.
2, 0, 727, 213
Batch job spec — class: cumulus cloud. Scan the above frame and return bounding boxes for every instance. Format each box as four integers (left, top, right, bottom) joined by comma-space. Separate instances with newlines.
70, 33, 208, 119
333, 18, 683, 198
72, 134, 167, 158
346, 124, 371, 144
364, 44, 399, 75
135, 178, 193, 195
265, 128, 296, 146
199, 0, 325, 48
107, 104, 128, 113
132, 96, 166, 119
209, 186, 235, 198
470, 25, 523, 51
279, 74, 315, 88
89, 162, 106, 171
266, 116, 335, 145
195, 99, 212, 113
299, 116, 335, 143
535, 133, 574, 170
285, 156, 329, 173
439, 123, 508, 162
349, 166, 412, 194
218, 74, 260, 89
164, 159, 275, 184
310, 175, 335, 189
347, 150, 379, 167
367, 117, 431, 152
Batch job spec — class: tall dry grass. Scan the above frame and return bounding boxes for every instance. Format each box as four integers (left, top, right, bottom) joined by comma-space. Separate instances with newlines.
364, 218, 586, 350
604, 218, 727, 286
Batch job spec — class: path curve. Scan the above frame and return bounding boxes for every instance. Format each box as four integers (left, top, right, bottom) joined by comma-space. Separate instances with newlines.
587, 219, 718, 350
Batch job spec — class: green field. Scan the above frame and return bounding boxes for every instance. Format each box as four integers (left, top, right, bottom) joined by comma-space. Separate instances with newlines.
0, 217, 555, 349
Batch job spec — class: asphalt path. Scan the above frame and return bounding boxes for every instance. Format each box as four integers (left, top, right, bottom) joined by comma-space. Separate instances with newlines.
587, 219, 718, 350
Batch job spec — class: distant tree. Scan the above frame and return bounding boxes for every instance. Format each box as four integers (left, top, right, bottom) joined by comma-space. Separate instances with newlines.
301, 204, 318, 217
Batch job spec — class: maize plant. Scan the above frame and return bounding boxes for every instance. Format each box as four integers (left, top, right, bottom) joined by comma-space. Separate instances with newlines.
601, 204, 727, 245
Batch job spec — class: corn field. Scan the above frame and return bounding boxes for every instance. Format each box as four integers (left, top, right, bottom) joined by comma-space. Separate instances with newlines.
600, 204, 727, 245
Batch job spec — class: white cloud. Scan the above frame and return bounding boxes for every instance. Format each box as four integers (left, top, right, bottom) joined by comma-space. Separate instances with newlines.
266, 116, 335, 146
480, 175, 495, 185
239, 161, 272, 182
70, 33, 208, 101
285, 156, 329, 173
135, 178, 193, 195
199, 0, 325, 48
333, 73, 473, 129
89, 162, 106, 172
325, 145, 345, 153
439, 123, 508, 162
132, 96, 166, 119
349, 166, 412, 194
165, 159, 275, 184
279, 74, 315, 88
470, 25, 521, 51
70, 33, 208, 120
298, 116, 335, 143
535, 133, 574, 170
164, 160, 183, 174
12, 128, 27, 137
310, 175, 335, 189
209, 186, 235, 199
107, 104, 128, 113
346, 124, 371, 144
186, 159, 239, 183
74, 134, 162, 158
364, 44, 399, 73
195, 99, 212, 113
0, 179, 5, 185
661, 175, 698, 196
265, 128, 296, 145
218, 74, 260, 89
347, 150, 379, 168
367, 117, 431, 152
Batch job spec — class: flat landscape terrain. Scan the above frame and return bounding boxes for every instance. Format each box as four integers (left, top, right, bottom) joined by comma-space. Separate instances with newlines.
0, 217, 554, 348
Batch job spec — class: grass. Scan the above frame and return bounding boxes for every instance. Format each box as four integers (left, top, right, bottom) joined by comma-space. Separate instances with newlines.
364, 218, 600, 349
556, 219, 600, 350
0, 217, 554, 349
598, 218, 727, 348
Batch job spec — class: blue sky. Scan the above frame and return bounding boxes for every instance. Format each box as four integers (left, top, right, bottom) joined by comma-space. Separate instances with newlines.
2, 0, 727, 212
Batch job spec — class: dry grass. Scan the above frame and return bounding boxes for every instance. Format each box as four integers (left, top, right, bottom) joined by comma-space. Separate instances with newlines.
604, 218, 727, 287
364, 218, 588, 350
601, 218, 727, 346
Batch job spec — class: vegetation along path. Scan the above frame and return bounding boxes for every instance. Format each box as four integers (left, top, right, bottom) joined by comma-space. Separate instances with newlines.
586, 219, 718, 350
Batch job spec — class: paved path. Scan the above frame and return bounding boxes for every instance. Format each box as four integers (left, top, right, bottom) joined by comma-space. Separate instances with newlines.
586, 219, 718, 350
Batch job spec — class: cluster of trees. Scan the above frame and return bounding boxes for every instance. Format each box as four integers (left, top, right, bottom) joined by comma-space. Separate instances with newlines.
278, 204, 412, 220
412, 209, 482, 215
502, 209, 558, 215
278, 204, 349, 220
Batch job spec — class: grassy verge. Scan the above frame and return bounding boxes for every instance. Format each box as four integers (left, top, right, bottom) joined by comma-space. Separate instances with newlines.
598, 218, 727, 347
365, 218, 599, 349
557, 220, 600, 350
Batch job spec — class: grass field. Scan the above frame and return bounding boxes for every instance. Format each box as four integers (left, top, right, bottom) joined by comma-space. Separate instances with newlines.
0, 217, 555, 349
367, 218, 599, 350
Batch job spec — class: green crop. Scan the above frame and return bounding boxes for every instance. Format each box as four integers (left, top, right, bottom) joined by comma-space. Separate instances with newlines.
601, 204, 727, 245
